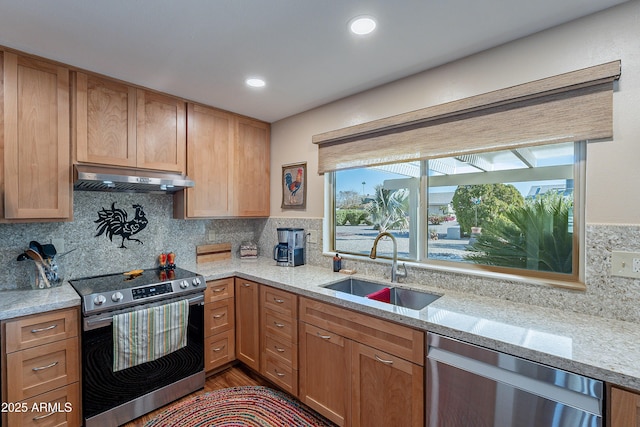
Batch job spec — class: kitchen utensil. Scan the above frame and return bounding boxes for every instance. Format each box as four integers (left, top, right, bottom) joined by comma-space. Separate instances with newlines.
25, 249, 51, 288
29, 240, 45, 256
42, 243, 57, 259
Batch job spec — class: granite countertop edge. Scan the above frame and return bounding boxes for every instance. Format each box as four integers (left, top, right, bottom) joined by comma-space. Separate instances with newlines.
2, 257, 638, 392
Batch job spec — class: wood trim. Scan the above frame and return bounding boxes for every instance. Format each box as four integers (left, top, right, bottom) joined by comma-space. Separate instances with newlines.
314, 61, 620, 173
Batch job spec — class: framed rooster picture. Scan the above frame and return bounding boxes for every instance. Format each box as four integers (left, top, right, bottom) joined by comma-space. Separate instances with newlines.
281, 162, 307, 209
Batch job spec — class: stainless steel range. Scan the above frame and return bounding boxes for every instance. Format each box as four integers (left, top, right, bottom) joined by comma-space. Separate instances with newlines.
69, 267, 205, 427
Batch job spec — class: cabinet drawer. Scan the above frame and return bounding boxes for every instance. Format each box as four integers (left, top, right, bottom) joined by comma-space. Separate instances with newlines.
6, 382, 80, 427
205, 278, 234, 303
264, 310, 297, 343
300, 297, 424, 365
264, 333, 297, 369
204, 298, 235, 336
263, 354, 298, 396
205, 330, 235, 372
5, 308, 78, 353
6, 338, 79, 401
261, 286, 297, 318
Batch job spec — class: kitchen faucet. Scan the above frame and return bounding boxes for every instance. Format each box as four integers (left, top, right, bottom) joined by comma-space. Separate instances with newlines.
369, 231, 407, 283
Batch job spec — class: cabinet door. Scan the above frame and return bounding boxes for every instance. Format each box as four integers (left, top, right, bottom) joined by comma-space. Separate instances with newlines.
233, 117, 269, 217
235, 279, 260, 371
74, 72, 137, 167
181, 103, 233, 217
611, 386, 640, 427
299, 322, 350, 426
351, 342, 424, 427
3, 52, 71, 219
136, 89, 186, 172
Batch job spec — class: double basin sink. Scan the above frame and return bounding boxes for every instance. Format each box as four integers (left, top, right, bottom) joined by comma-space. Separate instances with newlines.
323, 278, 440, 311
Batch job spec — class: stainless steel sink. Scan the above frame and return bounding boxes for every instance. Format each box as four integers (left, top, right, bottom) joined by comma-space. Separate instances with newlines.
324, 278, 389, 297
323, 278, 440, 310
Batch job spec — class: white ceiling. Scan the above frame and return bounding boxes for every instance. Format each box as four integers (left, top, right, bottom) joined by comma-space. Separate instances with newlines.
0, 0, 628, 123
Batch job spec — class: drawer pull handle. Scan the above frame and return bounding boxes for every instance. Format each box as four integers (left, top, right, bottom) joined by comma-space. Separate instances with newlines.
273, 298, 285, 304
275, 346, 285, 352
213, 287, 225, 293
274, 369, 285, 377
274, 322, 285, 328
33, 411, 56, 421
374, 355, 394, 365
242, 283, 251, 287
32, 361, 59, 371
213, 314, 225, 319
31, 324, 57, 333
213, 345, 226, 352
316, 332, 331, 340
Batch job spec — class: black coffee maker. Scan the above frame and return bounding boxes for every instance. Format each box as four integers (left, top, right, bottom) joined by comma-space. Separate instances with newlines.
273, 228, 289, 266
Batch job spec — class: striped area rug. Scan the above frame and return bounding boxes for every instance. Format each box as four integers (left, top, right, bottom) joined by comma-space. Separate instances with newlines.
144, 386, 335, 427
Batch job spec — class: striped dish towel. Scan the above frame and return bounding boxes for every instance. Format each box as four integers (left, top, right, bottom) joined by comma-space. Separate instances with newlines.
113, 299, 189, 372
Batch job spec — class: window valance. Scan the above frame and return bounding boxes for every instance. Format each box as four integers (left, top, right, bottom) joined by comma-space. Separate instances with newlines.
313, 61, 621, 174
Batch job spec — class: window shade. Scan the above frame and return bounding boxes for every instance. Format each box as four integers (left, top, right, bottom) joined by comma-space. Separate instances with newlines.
313, 61, 620, 174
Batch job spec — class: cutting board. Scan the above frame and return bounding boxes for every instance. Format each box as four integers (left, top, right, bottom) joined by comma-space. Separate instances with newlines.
196, 243, 231, 263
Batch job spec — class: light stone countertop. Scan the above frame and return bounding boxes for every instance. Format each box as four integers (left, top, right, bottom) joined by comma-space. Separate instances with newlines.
2, 257, 639, 392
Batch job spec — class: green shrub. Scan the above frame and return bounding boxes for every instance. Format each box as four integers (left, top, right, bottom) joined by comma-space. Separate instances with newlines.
336, 209, 368, 226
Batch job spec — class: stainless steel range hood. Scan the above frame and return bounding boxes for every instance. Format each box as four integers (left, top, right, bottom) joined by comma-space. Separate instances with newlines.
73, 164, 195, 193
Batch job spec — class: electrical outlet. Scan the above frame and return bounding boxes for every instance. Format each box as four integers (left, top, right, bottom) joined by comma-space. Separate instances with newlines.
208, 230, 215, 242
611, 251, 640, 278
307, 229, 318, 244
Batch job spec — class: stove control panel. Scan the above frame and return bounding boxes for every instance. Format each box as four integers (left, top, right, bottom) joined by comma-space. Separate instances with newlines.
132, 282, 173, 300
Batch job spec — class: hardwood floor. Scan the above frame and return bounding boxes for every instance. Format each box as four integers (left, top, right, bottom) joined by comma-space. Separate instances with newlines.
122, 364, 271, 426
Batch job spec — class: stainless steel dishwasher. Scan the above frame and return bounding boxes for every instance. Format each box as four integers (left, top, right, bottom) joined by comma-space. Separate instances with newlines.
427, 333, 603, 427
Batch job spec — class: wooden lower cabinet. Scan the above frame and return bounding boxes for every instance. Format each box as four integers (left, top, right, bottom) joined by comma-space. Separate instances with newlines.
351, 342, 424, 427
6, 382, 80, 427
235, 278, 261, 371
2, 307, 81, 427
298, 297, 424, 427
204, 278, 235, 373
299, 322, 351, 426
611, 386, 640, 427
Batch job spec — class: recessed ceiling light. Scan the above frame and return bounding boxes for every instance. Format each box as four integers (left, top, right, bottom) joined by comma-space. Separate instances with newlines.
349, 16, 376, 35
246, 78, 266, 88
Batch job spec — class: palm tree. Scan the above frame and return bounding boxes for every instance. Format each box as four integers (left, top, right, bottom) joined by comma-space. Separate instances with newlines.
465, 192, 573, 273
365, 185, 409, 233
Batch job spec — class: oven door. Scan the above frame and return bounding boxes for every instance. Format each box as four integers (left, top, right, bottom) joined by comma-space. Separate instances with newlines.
81, 294, 204, 425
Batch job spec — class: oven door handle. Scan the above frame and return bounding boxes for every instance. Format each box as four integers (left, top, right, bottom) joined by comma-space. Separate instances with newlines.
84, 294, 204, 330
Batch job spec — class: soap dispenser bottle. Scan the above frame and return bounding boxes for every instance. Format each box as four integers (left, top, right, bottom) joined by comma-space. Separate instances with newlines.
333, 253, 342, 272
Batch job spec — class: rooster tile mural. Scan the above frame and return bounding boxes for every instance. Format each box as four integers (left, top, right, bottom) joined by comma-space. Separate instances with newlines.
281, 162, 306, 209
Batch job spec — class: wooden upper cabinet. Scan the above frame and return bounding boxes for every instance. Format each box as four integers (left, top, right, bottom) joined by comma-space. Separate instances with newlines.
177, 103, 233, 217
233, 117, 270, 217
175, 106, 270, 219
136, 89, 186, 172
3, 52, 71, 220
75, 72, 136, 167
74, 72, 186, 173
611, 386, 640, 427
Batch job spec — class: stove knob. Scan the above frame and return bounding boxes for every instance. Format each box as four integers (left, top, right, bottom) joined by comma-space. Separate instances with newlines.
111, 292, 124, 302
192, 277, 202, 287
180, 280, 189, 289
94, 295, 107, 305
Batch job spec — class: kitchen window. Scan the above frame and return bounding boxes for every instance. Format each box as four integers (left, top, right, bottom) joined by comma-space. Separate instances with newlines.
317, 61, 620, 289
330, 141, 584, 285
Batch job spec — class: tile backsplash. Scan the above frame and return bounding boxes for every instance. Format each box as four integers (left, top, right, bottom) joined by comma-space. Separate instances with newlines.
1, 194, 639, 324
